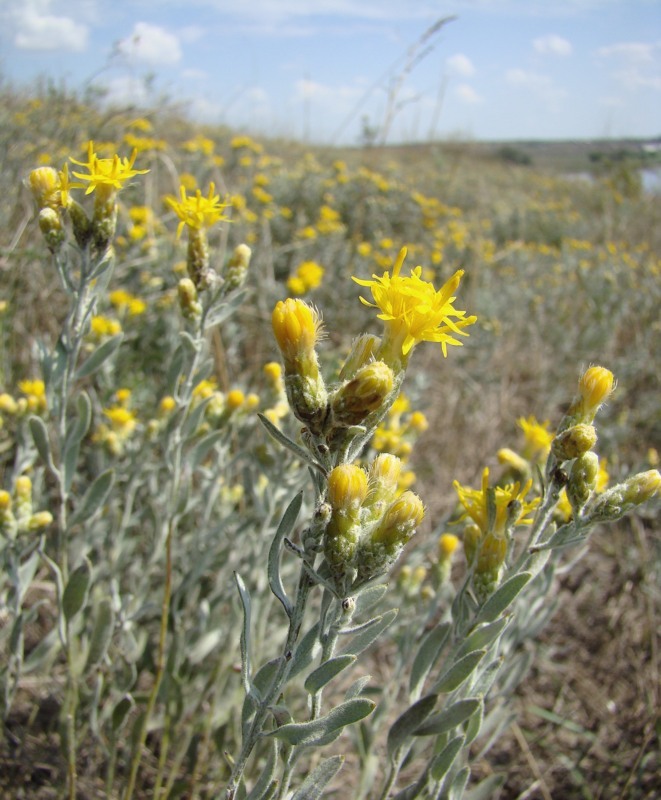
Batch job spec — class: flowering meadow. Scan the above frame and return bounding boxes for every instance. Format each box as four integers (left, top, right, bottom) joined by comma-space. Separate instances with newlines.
0, 84, 660, 799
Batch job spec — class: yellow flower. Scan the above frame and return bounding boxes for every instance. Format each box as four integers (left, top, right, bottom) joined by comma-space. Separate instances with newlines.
518, 416, 554, 460
70, 141, 148, 194
165, 182, 230, 238
353, 247, 476, 365
453, 467, 539, 537
103, 405, 137, 435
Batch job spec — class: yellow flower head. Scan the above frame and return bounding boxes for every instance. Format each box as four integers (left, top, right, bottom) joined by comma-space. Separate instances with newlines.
27, 164, 71, 210
271, 298, 323, 364
70, 141, 148, 195
165, 182, 230, 238
518, 415, 554, 460
453, 467, 539, 537
353, 247, 476, 365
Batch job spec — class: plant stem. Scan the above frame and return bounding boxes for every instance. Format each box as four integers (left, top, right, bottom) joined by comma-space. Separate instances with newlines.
225, 568, 314, 798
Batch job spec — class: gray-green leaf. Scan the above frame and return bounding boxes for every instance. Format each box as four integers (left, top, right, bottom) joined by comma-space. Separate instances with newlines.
68, 469, 114, 528
234, 572, 253, 695
268, 492, 303, 617
433, 649, 486, 694
475, 572, 532, 625
304, 654, 356, 695
267, 698, 374, 746
291, 755, 344, 800
29, 416, 56, 474
245, 738, 279, 800
430, 734, 465, 781
387, 693, 438, 759
75, 334, 123, 380
409, 622, 451, 699
62, 559, 92, 622
414, 698, 481, 737
339, 608, 398, 657
86, 597, 115, 668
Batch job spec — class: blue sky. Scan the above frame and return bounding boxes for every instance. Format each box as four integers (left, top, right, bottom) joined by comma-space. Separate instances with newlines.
1, 0, 660, 143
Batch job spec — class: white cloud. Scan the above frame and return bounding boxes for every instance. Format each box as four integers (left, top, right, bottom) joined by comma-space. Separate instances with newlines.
181, 68, 209, 81
446, 54, 476, 77
98, 76, 152, 107
505, 68, 567, 104
117, 22, 182, 66
12, 1, 88, 52
455, 84, 482, 104
597, 41, 656, 62
597, 41, 661, 91
533, 34, 572, 56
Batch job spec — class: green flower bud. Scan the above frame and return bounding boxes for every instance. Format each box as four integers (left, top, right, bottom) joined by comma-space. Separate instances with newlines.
567, 451, 599, 516
586, 469, 660, 523
331, 360, 394, 427
551, 424, 597, 462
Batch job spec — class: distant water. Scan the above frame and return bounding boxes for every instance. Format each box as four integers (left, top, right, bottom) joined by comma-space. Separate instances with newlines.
564, 168, 661, 194
641, 168, 661, 194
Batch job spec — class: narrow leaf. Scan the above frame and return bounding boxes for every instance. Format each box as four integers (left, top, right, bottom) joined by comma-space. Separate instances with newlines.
288, 623, 320, 679
75, 334, 123, 379
246, 738, 279, 800
475, 572, 532, 625
433, 649, 486, 694
463, 700, 484, 747
258, 413, 326, 474
268, 698, 375, 746
463, 774, 505, 800
86, 597, 115, 668
234, 572, 253, 694
339, 608, 398, 657
268, 492, 303, 617
457, 617, 510, 660
291, 755, 344, 800
62, 558, 92, 622
409, 622, 451, 699
352, 583, 389, 616
29, 416, 56, 474
387, 694, 438, 759
448, 766, 471, 800
414, 698, 480, 737
68, 469, 114, 527
112, 695, 134, 733
190, 430, 226, 469
430, 734, 465, 781
345, 674, 371, 700
304, 654, 356, 695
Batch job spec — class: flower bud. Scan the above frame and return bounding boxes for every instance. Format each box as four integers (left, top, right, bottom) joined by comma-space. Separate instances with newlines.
0, 491, 17, 540
38, 207, 65, 252
272, 299, 328, 432
371, 491, 424, 550
497, 447, 529, 476
187, 228, 215, 290
363, 453, 402, 522
14, 476, 33, 530
473, 532, 508, 602
224, 243, 251, 291
586, 470, 661, 523
28, 511, 54, 532
339, 333, 381, 380
551, 424, 597, 462
324, 465, 368, 572
561, 366, 615, 430
567, 451, 599, 516
332, 360, 394, 427
178, 278, 203, 319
